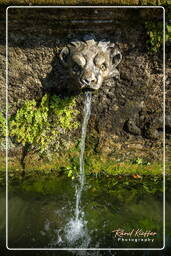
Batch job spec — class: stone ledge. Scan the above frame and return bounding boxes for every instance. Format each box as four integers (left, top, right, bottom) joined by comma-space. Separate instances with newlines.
0, 0, 170, 6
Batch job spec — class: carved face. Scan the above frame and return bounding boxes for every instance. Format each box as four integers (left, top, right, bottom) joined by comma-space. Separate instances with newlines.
59, 37, 122, 90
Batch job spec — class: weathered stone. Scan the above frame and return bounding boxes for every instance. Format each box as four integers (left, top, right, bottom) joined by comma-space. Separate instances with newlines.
59, 35, 122, 90
0, 6, 170, 167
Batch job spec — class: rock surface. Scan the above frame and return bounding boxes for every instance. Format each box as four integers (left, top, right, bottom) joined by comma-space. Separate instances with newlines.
0, 7, 170, 167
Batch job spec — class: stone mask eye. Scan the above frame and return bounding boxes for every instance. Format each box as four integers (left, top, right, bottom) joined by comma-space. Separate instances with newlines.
72, 63, 81, 72
100, 63, 107, 71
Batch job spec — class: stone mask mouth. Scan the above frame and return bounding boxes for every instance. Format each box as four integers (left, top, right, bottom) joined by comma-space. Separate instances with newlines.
80, 81, 98, 91
80, 81, 99, 91
81, 87, 98, 93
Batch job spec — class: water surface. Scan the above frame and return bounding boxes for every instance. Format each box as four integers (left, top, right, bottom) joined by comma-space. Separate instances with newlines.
1, 175, 164, 249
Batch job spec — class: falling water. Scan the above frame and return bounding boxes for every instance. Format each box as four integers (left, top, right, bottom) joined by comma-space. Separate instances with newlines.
65, 91, 92, 246
75, 91, 92, 220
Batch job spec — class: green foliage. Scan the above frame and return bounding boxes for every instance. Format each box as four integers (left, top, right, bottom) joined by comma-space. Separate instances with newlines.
66, 165, 78, 180
145, 17, 171, 54
145, 21, 163, 53
0, 112, 6, 142
166, 24, 171, 42
166, 9, 171, 41
132, 157, 143, 165
131, 157, 150, 166
9, 94, 79, 154
166, 8, 171, 42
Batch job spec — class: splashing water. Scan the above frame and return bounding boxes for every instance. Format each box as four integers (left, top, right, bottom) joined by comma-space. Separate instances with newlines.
65, 91, 92, 246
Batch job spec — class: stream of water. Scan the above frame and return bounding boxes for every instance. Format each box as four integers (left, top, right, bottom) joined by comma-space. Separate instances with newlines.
65, 91, 92, 246
76, 91, 92, 220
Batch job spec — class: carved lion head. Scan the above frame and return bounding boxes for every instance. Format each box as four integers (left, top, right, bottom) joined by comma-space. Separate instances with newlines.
59, 35, 122, 90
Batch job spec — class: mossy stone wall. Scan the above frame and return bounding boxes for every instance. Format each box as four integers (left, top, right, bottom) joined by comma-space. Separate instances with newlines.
0, 6, 170, 171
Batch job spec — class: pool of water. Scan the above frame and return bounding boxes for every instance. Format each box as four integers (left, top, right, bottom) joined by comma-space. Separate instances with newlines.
0, 175, 164, 250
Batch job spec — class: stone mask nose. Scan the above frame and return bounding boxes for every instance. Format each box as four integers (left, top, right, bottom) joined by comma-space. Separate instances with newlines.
81, 71, 97, 87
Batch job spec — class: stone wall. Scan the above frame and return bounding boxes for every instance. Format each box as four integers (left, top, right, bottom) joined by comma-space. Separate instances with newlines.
0, 0, 170, 5
0, 6, 170, 169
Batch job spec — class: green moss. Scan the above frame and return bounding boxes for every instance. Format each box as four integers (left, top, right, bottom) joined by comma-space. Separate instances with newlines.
0, 112, 6, 144
0, 112, 6, 135
9, 94, 79, 156
145, 8, 171, 54
5, 142, 164, 177
145, 21, 163, 54
0, 150, 166, 187
160, 0, 170, 5
84, 154, 163, 176
165, 9, 171, 42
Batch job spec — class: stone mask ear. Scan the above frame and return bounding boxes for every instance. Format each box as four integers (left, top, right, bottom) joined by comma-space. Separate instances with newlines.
108, 46, 122, 79
110, 47, 122, 68
59, 46, 70, 66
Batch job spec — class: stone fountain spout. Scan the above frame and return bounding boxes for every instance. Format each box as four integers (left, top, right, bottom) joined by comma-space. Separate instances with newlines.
59, 34, 122, 91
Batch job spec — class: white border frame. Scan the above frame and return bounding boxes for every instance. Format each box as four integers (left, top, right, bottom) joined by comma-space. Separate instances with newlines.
6, 5, 165, 251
